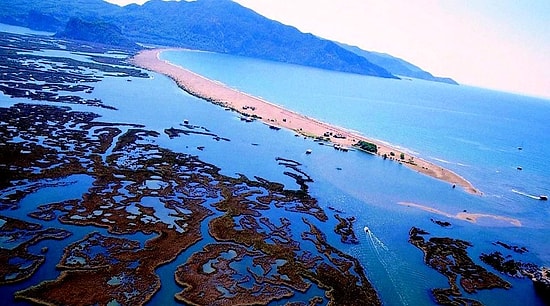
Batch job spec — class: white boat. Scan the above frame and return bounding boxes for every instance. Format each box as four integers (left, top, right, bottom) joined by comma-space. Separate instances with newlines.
364, 226, 369, 233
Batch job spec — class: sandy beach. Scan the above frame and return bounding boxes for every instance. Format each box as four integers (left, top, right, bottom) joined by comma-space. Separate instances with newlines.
132, 49, 480, 194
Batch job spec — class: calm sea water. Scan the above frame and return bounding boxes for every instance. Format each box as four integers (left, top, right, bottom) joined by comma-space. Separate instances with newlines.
1, 22, 549, 305
160, 50, 550, 305
162, 50, 550, 203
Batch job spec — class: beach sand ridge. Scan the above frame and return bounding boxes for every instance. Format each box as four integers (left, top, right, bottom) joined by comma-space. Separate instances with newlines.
132, 49, 480, 195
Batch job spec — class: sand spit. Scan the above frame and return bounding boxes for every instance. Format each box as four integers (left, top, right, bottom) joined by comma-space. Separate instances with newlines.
132, 49, 480, 195
399, 202, 521, 227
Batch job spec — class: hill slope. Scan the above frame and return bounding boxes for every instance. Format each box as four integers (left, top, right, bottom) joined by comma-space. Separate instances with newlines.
55, 17, 138, 49
338, 43, 458, 85
116, 0, 396, 77
0, 0, 452, 83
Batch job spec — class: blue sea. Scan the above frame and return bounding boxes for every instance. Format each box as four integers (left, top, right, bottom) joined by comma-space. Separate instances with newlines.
1, 23, 549, 305
160, 50, 550, 305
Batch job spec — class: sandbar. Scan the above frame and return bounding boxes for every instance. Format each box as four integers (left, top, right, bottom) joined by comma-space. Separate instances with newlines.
399, 201, 521, 227
132, 49, 480, 194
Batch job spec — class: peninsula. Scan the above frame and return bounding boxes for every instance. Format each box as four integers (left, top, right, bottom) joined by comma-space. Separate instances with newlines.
132, 49, 479, 195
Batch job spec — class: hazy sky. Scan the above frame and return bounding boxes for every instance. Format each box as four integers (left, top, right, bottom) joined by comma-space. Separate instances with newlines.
106, 0, 550, 99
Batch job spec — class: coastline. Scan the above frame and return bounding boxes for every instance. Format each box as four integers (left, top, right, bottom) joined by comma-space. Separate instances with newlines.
131, 48, 480, 195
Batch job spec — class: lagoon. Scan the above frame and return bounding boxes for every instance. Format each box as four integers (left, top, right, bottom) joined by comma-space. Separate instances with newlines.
1, 24, 548, 305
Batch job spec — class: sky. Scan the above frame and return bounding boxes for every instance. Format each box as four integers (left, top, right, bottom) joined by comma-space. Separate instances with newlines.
105, 0, 550, 99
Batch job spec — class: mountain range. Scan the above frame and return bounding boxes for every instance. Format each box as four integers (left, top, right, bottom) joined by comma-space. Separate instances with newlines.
0, 0, 457, 84
338, 43, 458, 85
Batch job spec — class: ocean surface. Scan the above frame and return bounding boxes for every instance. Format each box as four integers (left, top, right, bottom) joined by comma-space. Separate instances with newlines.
161, 50, 550, 304
162, 50, 550, 204
1, 22, 549, 305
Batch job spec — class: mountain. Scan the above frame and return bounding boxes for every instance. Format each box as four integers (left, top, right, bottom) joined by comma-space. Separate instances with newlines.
56, 17, 138, 49
0, 0, 450, 83
0, 0, 396, 78
117, 0, 396, 78
338, 43, 458, 85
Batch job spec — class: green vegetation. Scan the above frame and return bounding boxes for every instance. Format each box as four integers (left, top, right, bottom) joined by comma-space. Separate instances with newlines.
354, 140, 378, 154
55, 18, 138, 49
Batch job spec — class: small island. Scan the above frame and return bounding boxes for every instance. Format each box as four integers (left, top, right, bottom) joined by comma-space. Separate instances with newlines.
409, 227, 511, 304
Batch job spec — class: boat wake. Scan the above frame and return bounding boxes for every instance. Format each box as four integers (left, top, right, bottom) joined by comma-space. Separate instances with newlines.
365, 226, 389, 251
511, 189, 547, 201
363, 227, 408, 305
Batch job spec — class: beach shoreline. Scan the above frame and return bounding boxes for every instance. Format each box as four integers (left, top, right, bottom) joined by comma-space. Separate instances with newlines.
131, 48, 480, 195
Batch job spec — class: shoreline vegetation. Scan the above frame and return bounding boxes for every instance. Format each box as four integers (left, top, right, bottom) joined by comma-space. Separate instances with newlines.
132, 49, 480, 195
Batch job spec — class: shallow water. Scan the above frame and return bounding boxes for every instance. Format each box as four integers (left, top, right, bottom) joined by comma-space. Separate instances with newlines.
162, 50, 550, 202
160, 49, 550, 305
1, 26, 548, 305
